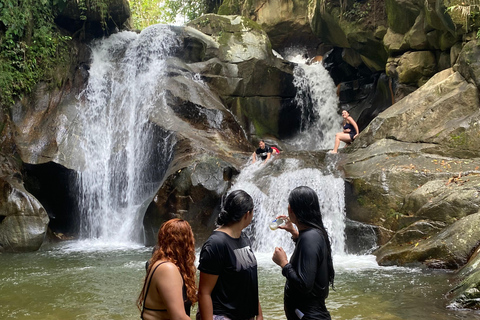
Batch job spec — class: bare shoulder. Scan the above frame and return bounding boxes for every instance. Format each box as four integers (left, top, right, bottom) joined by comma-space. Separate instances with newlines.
152, 261, 181, 276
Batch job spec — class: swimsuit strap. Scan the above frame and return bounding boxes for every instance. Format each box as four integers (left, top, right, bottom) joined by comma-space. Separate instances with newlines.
141, 261, 169, 318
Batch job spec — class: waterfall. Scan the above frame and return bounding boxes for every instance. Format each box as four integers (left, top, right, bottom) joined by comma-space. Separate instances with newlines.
230, 160, 346, 255
75, 25, 178, 244
284, 52, 341, 151
233, 50, 347, 255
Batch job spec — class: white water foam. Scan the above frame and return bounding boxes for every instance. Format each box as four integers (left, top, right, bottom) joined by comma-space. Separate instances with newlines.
75, 25, 178, 245
229, 159, 346, 255
284, 52, 342, 151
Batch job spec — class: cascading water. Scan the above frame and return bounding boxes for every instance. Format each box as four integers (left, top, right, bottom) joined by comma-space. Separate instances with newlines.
230, 160, 346, 256
284, 53, 342, 151
75, 25, 179, 245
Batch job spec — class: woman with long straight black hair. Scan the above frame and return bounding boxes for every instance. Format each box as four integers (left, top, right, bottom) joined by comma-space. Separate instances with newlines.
272, 186, 335, 320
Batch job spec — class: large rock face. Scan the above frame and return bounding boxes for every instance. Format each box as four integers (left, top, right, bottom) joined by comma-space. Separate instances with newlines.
218, 0, 320, 51
187, 15, 299, 140
340, 65, 480, 268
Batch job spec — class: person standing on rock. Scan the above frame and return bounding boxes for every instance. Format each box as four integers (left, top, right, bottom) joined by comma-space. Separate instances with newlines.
272, 186, 335, 320
330, 109, 359, 153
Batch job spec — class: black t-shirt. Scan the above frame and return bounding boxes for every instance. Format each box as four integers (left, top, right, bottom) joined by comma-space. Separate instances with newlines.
282, 228, 331, 320
255, 145, 272, 160
198, 231, 259, 320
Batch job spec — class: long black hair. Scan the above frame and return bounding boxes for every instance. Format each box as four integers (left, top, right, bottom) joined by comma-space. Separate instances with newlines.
216, 190, 254, 226
288, 186, 335, 288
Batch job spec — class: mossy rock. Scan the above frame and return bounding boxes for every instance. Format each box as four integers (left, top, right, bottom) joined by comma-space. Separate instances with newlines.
385, 0, 421, 34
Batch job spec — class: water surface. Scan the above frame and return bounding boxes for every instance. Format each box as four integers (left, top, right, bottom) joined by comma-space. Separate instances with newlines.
1, 244, 479, 320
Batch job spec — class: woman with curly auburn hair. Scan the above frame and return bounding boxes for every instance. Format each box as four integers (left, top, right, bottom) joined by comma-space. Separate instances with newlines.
137, 218, 197, 320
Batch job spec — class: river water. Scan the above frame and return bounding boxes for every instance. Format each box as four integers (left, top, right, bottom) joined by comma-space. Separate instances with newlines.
2, 26, 479, 320
1, 242, 479, 320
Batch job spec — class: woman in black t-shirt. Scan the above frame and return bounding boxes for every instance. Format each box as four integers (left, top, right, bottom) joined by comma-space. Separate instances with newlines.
272, 186, 335, 320
198, 190, 263, 320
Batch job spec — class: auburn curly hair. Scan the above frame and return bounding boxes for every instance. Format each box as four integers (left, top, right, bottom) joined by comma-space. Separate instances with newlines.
137, 218, 197, 311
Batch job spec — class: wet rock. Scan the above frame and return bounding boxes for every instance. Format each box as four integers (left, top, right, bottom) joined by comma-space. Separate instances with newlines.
0, 154, 48, 252
143, 153, 242, 246
448, 247, 480, 309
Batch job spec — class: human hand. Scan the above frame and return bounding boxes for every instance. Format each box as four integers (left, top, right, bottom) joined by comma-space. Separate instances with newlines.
276, 215, 297, 235
353, 134, 358, 139
272, 247, 288, 268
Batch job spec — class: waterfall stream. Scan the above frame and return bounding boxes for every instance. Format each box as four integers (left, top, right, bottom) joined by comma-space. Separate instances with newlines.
284, 52, 341, 151
230, 160, 346, 255
75, 25, 178, 245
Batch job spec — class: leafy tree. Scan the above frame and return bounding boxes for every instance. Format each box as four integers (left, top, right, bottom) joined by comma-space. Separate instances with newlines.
0, 0, 71, 107
128, 0, 223, 29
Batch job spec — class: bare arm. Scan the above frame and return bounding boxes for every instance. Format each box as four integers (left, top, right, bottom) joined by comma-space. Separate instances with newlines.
257, 301, 264, 320
252, 152, 257, 163
156, 263, 191, 320
198, 272, 219, 320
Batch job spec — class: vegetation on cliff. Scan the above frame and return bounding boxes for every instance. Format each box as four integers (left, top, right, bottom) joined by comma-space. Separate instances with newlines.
128, 0, 222, 29
0, 0, 70, 106
0, 0, 119, 108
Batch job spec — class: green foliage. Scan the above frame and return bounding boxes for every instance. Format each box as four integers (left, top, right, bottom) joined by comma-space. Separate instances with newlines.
128, 0, 211, 29
77, 0, 110, 28
342, 1, 371, 22
446, 1, 480, 36
0, 0, 72, 107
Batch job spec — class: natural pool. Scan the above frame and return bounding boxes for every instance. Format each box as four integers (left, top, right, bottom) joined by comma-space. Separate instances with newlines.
1, 242, 479, 320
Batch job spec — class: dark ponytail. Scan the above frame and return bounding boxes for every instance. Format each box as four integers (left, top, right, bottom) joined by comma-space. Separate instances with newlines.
216, 190, 254, 226
288, 186, 335, 289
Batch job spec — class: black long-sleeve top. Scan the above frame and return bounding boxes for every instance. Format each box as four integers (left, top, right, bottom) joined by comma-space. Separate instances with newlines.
282, 228, 331, 320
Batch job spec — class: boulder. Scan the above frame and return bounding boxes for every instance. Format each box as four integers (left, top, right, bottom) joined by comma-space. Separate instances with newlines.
218, 0, 321, 50
448, 247, 480, 309
0, 154, 48, 252
375, 212, 480, 268
423, 0, 456, 34
384, 28, 409, 55
143, 152, 243, 246
186, 15, 298, 139
341, 67, 480, 268
389, 51, 437, 85
309, 0, 388, 71
455, 40, 480, 90
403, 176, 480, 223
359, 68, 480, 153
385, 0, 422, 34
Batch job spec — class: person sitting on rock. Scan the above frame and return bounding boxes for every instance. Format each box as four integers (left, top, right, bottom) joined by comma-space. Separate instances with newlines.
252, 140, 278, 164
329, 109, 359, 154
